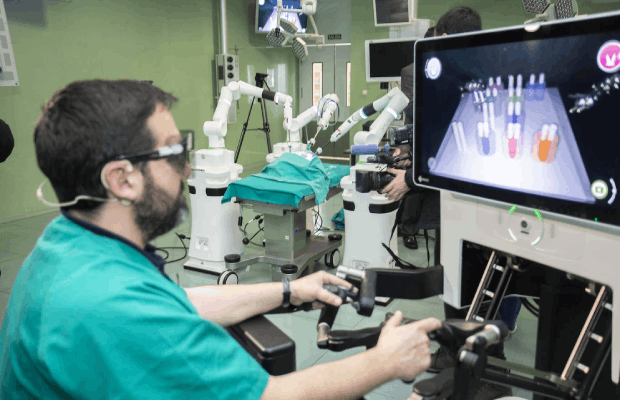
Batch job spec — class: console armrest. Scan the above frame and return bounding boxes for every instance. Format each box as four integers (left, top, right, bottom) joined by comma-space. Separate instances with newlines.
226, 315, 296, 376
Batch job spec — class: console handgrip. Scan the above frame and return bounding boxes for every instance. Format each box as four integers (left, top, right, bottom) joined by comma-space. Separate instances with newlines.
325, 327, 382, 351
357, 270, 377, 317
413, 367, 455, 398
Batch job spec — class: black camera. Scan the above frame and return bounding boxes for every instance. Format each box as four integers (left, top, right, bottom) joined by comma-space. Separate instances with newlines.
388, 125, 413, 146
255, 72, 269, 87
366, 149, 411, 167
356, 170, 394, 193
366, 150, 393, 165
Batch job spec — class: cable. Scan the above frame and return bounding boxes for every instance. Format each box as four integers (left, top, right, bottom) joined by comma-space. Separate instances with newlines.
154, 248, 170, 260
311, 206, 323, 234
243, 214, 264, 239
248, 226, 264, 247
161, 233, 190, 264
522, 297, 540, 318
247, 229, 265, 247
244, 216, 266, 247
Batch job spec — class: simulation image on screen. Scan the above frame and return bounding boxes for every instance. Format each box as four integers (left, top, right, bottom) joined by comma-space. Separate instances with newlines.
417, 35, 620, 207
257, 0, 307, 33
430, 74, 592, 204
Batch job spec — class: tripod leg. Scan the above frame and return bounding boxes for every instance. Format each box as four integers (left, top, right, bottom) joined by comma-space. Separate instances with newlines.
261, 99, 272, 154
235, 97, 257, 164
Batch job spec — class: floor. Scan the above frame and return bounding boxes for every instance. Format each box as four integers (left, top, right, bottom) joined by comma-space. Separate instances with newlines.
0, 203, 538, 399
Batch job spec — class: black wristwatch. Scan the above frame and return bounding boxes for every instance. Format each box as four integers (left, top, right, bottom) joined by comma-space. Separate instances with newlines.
282, 278, 291, 308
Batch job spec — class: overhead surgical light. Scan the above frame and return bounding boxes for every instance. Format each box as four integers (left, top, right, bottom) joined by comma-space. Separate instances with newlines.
523, 0, 578, 23
267, 18, 298, 47
292, 38, 309, 60
266, 0, 324, 62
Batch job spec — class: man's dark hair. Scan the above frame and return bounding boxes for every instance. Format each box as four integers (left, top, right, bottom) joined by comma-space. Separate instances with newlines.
424, 26, 435, 38
435, 6, 482, 36
34, 80, 178, 212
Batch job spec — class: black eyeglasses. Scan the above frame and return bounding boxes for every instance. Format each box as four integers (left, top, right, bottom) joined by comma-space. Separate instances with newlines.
116, 132, 193, 171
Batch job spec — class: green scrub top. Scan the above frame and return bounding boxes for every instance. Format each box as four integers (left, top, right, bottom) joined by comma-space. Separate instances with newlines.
0, 214, 269, 399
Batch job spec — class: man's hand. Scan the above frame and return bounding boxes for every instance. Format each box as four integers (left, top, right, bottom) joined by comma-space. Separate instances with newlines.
392, 144, 412, 169
289, 271, 355, 309
376, 311, 442, 382
381, 169, 409, 201
393, 144, 411, 157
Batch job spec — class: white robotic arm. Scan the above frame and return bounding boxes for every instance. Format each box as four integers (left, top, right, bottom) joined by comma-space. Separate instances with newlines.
203, 81, 293, 148
314, 87, 407, 154
282, 93, 339, 144
317, 93, 340, 131
285, 104, 318, 143
354, 88, 409, 146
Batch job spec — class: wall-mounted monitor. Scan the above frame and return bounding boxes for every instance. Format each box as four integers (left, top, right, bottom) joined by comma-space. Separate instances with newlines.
255, 0, 308, 34
373, 0, 415, 27
413, 11, 620, 227
365, 37, 418, 82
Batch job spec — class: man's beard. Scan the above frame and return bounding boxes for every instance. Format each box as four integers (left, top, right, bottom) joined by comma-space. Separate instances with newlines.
133, 171, 188, 244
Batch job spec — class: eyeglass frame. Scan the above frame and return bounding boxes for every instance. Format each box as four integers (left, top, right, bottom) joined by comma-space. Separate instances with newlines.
113, 132, 193, 171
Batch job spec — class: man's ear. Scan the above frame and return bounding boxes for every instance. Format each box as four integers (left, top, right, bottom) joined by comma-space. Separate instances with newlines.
442, 33, 447, 36
100, 160, 141, 202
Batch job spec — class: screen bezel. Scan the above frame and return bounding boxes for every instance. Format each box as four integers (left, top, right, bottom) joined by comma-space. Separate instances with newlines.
365, 37, 418, 82
413, 11, 620, 227
254, 0, 307, 35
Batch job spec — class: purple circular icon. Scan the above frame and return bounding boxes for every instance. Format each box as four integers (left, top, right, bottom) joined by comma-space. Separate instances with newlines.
597, 40, 620, 74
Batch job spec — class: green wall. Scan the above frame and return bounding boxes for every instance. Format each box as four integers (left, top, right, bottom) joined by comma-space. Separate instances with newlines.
349, 0, 620, 140
2, 0, 620, 221
0, 0, 298, 220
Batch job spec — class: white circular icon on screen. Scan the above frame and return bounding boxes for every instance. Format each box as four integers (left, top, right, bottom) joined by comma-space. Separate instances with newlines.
591, 180, 609, 199
425, 58, 442, 80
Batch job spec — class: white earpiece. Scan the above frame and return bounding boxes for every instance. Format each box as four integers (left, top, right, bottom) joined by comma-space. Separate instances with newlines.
37, 160, 136, 208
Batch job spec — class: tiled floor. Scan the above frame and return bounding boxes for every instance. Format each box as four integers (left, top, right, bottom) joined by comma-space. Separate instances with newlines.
0, 206, 537, 399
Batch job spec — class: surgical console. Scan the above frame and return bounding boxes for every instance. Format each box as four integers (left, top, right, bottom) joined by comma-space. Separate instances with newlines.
411, 9, 620, 398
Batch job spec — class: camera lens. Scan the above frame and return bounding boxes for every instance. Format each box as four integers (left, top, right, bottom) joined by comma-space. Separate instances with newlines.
521, 220, 528, 228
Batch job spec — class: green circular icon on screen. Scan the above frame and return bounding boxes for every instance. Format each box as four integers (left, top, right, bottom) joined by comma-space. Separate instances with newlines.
591, 180, 609, 200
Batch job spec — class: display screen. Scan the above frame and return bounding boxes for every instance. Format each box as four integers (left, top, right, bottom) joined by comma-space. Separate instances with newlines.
414, 12, 620, 226
374, 0, 410, 25
368, 40, 416, 80
256, 0, 308, 34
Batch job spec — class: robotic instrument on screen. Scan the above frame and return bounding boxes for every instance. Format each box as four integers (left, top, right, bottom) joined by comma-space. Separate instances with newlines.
311, 87, 410, 270
184, 81, 293, 277
413, 10, 620, 393
266, 93, 339, 163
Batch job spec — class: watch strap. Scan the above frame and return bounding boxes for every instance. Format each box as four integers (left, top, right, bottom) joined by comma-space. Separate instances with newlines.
282, 278, 291, 308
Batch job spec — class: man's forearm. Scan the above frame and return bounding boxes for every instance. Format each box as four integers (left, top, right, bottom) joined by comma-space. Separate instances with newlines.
261, 347, 395, 400
185, 282, 284, 326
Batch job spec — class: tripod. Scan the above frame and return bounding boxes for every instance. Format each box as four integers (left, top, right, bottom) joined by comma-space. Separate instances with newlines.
234, 73, 273, 163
